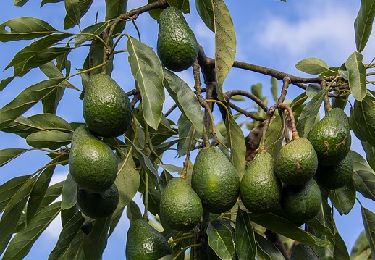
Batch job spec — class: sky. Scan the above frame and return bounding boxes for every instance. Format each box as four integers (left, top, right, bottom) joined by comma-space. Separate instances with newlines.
0, 0, 374, 259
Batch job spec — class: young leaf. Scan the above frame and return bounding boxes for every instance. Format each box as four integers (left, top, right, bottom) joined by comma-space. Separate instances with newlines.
61, 174, 77, 210
177, 114, 197, 156
0, 175, 31, 212
26, 130, 72, 149
329, 180, 356, 215
0, 148, 28, 167
207, 220, 235, 260
82, 217, 111, 260
214, 0, 236, 100
196, 0, 214, 31
0, 17, 57, 42
225, 113, 246, 178
64, 0, 94, 29
345, 51, 366, 101
354, 0, 375, 52
351, 151, 375, 200
127, 36, 164, 130
2, 202, 61, 260
164, 70, 204, 134
235, 210, 256, 260
295, 57, 329, 75
361, 206, 375, 259
0, 78, 65, 129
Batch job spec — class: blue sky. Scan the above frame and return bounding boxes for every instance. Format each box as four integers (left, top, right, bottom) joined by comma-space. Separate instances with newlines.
0, 0, 375, 259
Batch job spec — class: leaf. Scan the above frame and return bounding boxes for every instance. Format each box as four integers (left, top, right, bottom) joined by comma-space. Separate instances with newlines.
296, 89, 325, 137
196, 0, 214, 31
0, 78, 65, 130
49, 210, 84, 260
0, 17, 57, 42
0, 176, 37, 254
127, 200, 142, 220
61, 174, 77, 209
225, 113, 246, 178
361, 206, 375, 259
351, 151, 375, 200
295, 57, 329, 75
264, 113, 284, 158
351, 230, 372, 259
0, 148, 28, 167
127, 36, 164, 129
333, 232, 350, 260
177, 114, 197, 156
291, 244, 318, 260
2, 202, 61, 260
0, 175, 30, 212
105, 0, 127, 34
235, 210, 256, 260
82, 217, 111, 260
13, 0, 29, 6
207, 220, 235, 260
354, 0, 375, 52
167, 0, 190, 13
164, 70, 204, 134
250, 213, 329, 247
26, 130, 72, 149
271, 77, 278, 102
345, 51, 366, 101
329, 179, 356, 215
39, 181, 64, 209
363, 142, 375, 171
255, 234, 284, 260
64, 0, 94, 29
26, 165, 56, 223
214, 0, 236, 100
75, 23, 107, 47
0, 76, 15, 91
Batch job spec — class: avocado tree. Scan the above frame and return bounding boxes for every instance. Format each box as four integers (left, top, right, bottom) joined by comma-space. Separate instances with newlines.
0, 0, 375, 259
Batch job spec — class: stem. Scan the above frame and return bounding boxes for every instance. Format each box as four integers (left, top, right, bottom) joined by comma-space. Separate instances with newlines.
224, 90, 268, 112
227, 102, 265, 121
143, 171, 149, 220
181, 129, 196, 179
278, 103, 299, 140
277, 77, 291, 105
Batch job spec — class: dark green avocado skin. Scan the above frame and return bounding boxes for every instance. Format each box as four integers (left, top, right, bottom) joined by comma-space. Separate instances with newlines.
240, 152, 281, 213
308, 108, 351, 166
126, 219, 171, 260
84, 74, 132, 137
157, 7, 199, 72
192, 146, 240, 214
160, 178, 203, 231
275, 138, 318, 186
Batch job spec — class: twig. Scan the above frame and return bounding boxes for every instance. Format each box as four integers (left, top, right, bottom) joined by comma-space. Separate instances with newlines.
227, 102, 265, 121
277, 77, 291, 105
224, 90, 268, 112
278, 103, 299, 140
165, 104, 178, 117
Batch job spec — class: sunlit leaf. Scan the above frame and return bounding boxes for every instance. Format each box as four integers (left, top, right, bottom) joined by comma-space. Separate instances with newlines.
196, 0, 214, 31
207, 220, 235, 260
345, 51, 366, 101
295, 57, 329, 75
351, 151, 375, 200
26, 130, 72, 149
354, 0, 375, 52
0, 148, 28, 167
361, 206, 375, 259
64, 0, 94, 29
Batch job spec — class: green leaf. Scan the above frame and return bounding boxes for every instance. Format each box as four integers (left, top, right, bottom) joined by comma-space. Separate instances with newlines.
329, 180, 356, 215
177, 114, 197, 156
363, 142, 375, 171
271, 77, 278, 102
361, 206, 375, 259
351, 95, 375, 147
235, 210, 256, 260
64, 0, 93, 29
214, 0, 236, 100
26, 130, 72, 149
13, 0, 29, 6
18, 114, 72, 132
333, 232, 350, 260
0, 78, 65, 130
296, 89, 325, 137
295, 57, 329, 75
105, 0, 127, 34
26, 165, 56, 223
196, 0, 214, 31
264, 113, 284, 158
148, 0, 163, 20
49, 210, 84, 260
291, 244, 318, 260
0, 17, 57, 42
0, 176, 37, 254
167, 0, 190, 13
39, 181, 64, 209
2, 202, 61, 260
225, 113, 246, 178
250, 213, 329, 247
127, 200, 142, 220
0, 76, 15, 91
351, 230, 372, 259
82, 217, 111, 260
351, 151, 375, 200
41, 0, 64, 6
207, 220, 235, 260
255, 233, 284, 260
0, 148, 28, 167
0, 175, 31, 212
164, 70, 204, 134
61, 174, 77, 210
345, 51, 366, 101
354, 0, 375, 52
127, 36, 164, 129
75, 23, 107, 47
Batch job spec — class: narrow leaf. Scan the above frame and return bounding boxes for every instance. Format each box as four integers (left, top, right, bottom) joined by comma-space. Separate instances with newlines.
196, 0, 214, 31
207, 220, 235, 260
0, 148, 27, 167
271, 77, 278, 102
177, 114, 197, 156
0, 76, 15, 91
61, 174, 77, 209
82, 217, 111, 260
354, 0, 375, 52
351, 151, 375, 200
26, 130, 72, 149
361, 206, 375, 259
0, 175, 30, 212
39, 181, 64, 209
235, 210, 256, 260
295, 57, 329, 75
255, 234, 284, 260
64, 0, 93, 29
363, 142, 375, 171
345, 51, 366, 101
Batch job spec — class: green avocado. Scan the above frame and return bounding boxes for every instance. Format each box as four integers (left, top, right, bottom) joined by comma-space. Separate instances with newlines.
84, 74, 132, 137
282, 179, 322, 224
275, 138, 318, 186
157, 7, 199, 71
192, 146, 240, 213
126, 219, 171, 260
240, 152, 281, 213
69, 126, 118, 192
77, 184, 119, 218
308, 108, 351, 166
160, 178, 203, 231
316, 153, 353, 190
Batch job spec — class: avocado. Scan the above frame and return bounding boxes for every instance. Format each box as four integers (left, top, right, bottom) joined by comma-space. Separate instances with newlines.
77, 184, 119, 218
275, 138, 318, 186
192, 146, 240, 213
240, 151, 281, 213
84, 74, 132, 137
157, 7, 199, 71
316, 153, 353, 190
69, 126, 118, 192
126, 219, 171, 260
160, 178, 202, 231
282, 179, 322, 224
308, 108, 351, 166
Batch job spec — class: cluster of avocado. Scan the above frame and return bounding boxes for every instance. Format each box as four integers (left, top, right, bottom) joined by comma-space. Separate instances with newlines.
240, 108, 352, 225
69, 74, 132, 219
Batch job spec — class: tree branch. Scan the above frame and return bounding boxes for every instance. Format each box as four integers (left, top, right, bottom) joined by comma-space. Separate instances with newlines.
228, 102, 265, 121
224, 90, 268, 112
